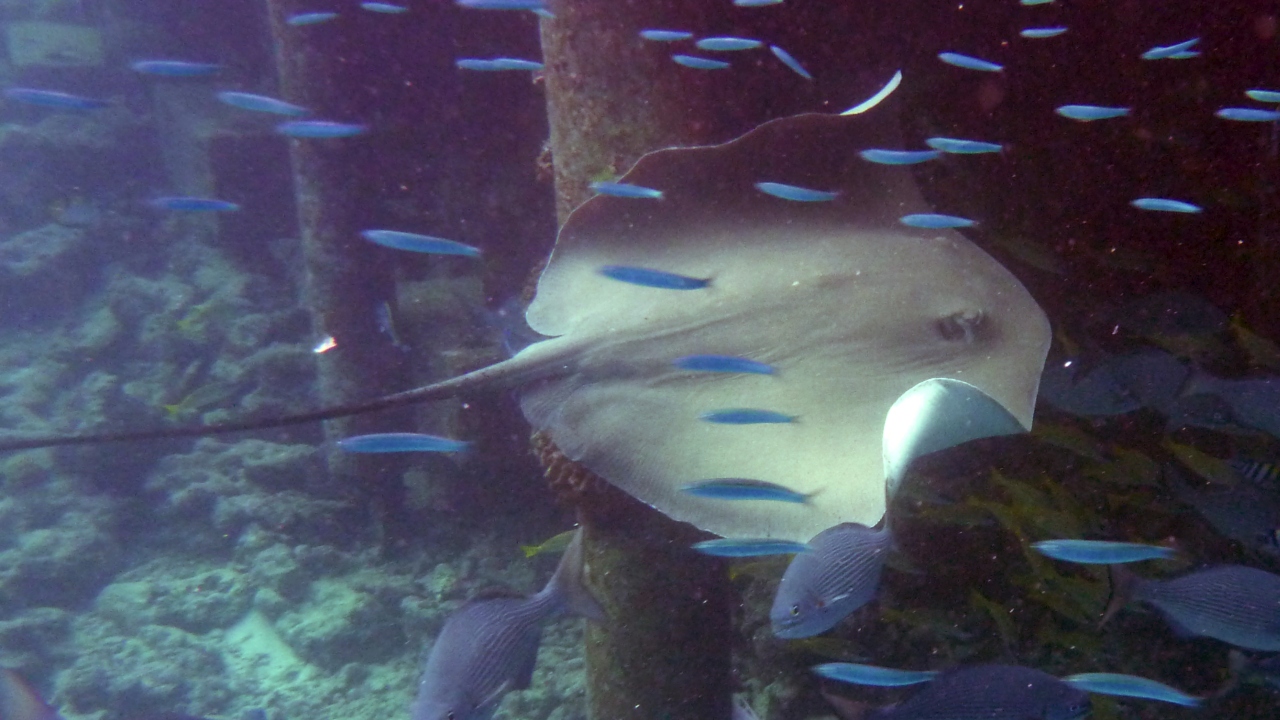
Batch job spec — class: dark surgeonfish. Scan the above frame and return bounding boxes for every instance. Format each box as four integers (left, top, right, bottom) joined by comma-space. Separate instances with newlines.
0, 669, 62, 720
771, 521, 892, 638
1105, 564, 1280, 651
411, 528, 604, 720
822, 664, 1091, 720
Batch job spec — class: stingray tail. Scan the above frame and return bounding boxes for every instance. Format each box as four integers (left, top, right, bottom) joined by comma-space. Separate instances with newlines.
542, 527, 607, 623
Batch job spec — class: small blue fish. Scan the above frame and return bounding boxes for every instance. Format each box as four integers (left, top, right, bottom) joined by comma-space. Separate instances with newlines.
276, 120, 368, 138
489, 58, 544, 70
1032, 539, 1176, 564
841, 70, 902, 115
639, 29, 693, 42
770, 46, 811, 79
589, 181, 664, 199
1167, 50, 1200, 59
412, 529, 603, 720
925, 137, 1002, 154
130, 60, 221, 77
696, 37, 764, 51
900, 214, 975, 229
216, 91, 309, 116
3, 87, 108, 110
692, 538, 811, 557
937, 52, 1003, 72
361, 2, 407, 12
1061, 673, 1201, 707
1055, 105, 1131, 121
681, 478, 812, 504
672, 354, 775, 375
149, 196, 240, 212
672, 55, 731, 70
598, 265, 710, 289
771, 522, 892, 638
1020, 0, 1055, 4
824, 665, 1090, 720
286, 11, 339, 25
1131, 198, 1202, 213
1141, 37, 1200, 60
812, 663, 938, 687
1020, 27, 1068, 39
1246, 89, 1280, 103
1106, 564, 1280, 650
456, 0, 546, 8
858, 149, 941, 165
754, 182, 837, 202
700, 409, 796, 424
361, 229, 482, 257
338, 432, 471, 453
457, 59, 500, 71
1216, 107, 1280, 122
734, 0, 783, 5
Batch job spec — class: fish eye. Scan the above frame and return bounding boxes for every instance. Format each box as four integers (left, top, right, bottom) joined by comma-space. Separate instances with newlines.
790, 604, 801, 616
935, 310, 987, 343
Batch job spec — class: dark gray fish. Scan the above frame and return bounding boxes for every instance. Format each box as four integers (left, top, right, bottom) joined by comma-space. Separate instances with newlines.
1168, 465, 1280, 557
771, 522, 892, 638
1106, 564, 1280, 651
824, 664, 1091, 720
411, 529, 604, 720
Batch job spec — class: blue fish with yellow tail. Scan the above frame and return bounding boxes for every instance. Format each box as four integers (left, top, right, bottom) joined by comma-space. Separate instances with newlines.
771, 522, 891, 638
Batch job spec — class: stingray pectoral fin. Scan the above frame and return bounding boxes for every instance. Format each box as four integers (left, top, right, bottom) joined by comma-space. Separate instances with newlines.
882, 378, 1027, 496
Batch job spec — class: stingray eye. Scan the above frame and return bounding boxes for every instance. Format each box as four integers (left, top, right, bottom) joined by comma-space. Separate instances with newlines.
789, 604, 801, 616
935, 310, 987, 343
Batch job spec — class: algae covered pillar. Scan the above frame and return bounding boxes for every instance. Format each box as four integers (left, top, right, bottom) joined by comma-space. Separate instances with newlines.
264, 1, 415, 546
539, 3, 733, 719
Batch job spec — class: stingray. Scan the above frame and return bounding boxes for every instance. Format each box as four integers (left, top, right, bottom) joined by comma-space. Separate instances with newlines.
0, 108, 1050, 542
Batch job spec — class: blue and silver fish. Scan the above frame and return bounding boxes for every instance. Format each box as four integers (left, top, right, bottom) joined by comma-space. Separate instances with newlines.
216, 91, 309, 116
696, 37, 763, 51
771, 522, 892, 638
822, 664, 1090, 720
361, 2, 408, 12
672, 55, 731, 70
411, 528, 604, 720
598, 265, 709, 289
1105, 564, 1280, 650
692, 538, 811, 557
1131, 198, 1202, 213
681, 478, 813, 504
1055, 105, 1131, 121
1141, 37, 1200, 61
813, 663, 938, 687
769, 46, 811, 79
286, 11, 339, 25
937, 52, 1003, 72
276, 120, 368, 138
1246, 89, 1280, 103
3, 87, 108, 110
361, 229, 482, 257
858, 149, 940, 165
639, 29, 693, 42
130, 60, 221, 77
700, 409, 796, 424
672, 355, 775, 375
1033, 539, 1176, 564
589, 181, 664, 199
1216, 107, 1280, 122
1061, 673, 1201, 707
1020, 27, 1068, 39
149, 197, 240, 212
754, 182, 837, 202
339, 433, 471, 453
899, 214, 975, 229
925, 138, 1002, 154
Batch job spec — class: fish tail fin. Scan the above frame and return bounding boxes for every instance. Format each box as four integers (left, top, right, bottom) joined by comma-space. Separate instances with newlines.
820, 687, 871, 720
1101, 563, 1139, 627
521, 544, 540, 558
545, 527, 607, 622
0, 668, 63, 720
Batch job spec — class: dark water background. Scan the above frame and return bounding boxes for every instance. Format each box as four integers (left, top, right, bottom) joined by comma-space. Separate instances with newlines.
0, 1, 1278, 719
